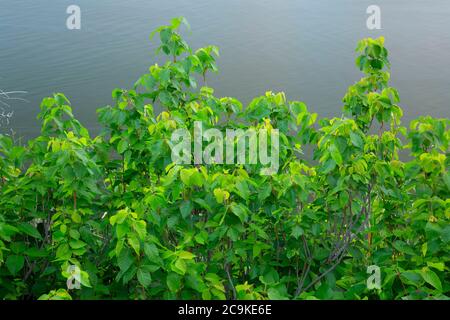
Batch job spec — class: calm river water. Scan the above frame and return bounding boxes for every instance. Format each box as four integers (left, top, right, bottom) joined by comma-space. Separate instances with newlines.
1, 0, 449, 138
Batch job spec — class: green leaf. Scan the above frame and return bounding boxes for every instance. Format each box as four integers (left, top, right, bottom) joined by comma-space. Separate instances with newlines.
167, 272, 181, 292
349, 131, 364, 148
6, 255, 25, 276
421, 243, 428, 257
180, 169, 192, 185
400, 271, 423, 287
144, 243, 159, 260
426, 261, 445, 272
38, 289, 72, 300
329, 143, 343, 165
17, 223, 42, 240
110, 209, 129, 225
260, 269, 279, 285
393, 240, 416, 256
116, 223, 129, 239
229, 202, 248, 223
137, 268, 152, 287
420, 268, 443, 291
180, 200, 193, 218
173, 258, 187, 275
267, 286, 289, 300
56, 244, 71, 260
127, 234, 141, 255
25, 247, 48, 258
443, 172, 450, 191
69, 229, 80, 240
234, 180, 250, 201
178, 251, 195, 260
0, 223, 19, 241
321, 159, 336, 174
117, 249, 134, 272
291, 226, 304, 239
180, 168, 204, 187
213, 188, 230, 204
117, 139, 128, 154
80, 270, 92, 288
69, 239, 86, 250
441, 225, 450, 243
193, 198, 212, 212
194, 231, 208, 245
189, 171, 204, 187
133, 220, 147, 240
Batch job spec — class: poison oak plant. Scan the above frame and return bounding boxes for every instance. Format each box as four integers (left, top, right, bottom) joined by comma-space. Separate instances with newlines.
0, 18, 448, 300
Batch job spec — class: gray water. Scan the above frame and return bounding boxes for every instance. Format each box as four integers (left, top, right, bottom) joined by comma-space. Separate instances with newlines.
1, 0, 449, 139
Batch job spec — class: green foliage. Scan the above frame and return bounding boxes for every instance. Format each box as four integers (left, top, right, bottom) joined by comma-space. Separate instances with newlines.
0, 18, 449, 300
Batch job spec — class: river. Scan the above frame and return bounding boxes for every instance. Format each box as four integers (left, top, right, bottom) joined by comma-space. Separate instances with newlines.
1, 0, 449, 139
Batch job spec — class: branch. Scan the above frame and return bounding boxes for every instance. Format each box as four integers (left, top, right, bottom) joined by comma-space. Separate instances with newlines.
294, 235, 312, 297
225, 263, 237, 300
300, 245, 348, 294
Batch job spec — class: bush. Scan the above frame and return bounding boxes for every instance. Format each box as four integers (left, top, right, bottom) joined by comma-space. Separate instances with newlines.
0, 17, 448, 300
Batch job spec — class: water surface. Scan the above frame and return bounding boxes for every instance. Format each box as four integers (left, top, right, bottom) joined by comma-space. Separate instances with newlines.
1, 0, 449, 138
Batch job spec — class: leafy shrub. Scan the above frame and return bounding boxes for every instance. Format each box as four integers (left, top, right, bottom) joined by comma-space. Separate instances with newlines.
0, 18, 448, 300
